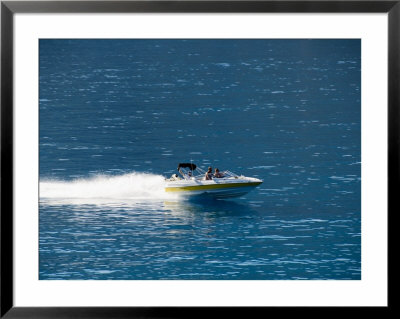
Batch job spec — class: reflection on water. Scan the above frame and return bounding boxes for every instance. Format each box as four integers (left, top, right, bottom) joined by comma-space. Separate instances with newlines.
164, 197, 258, 218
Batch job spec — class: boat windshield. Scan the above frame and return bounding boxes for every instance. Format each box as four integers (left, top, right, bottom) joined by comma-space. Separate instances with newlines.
177, 165, 239, 181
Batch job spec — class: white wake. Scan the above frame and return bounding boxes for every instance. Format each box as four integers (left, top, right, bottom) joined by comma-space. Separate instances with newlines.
40, 172, 177, 204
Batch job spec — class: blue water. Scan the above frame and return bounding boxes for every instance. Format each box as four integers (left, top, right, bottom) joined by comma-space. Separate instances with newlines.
39, 39, 361, 280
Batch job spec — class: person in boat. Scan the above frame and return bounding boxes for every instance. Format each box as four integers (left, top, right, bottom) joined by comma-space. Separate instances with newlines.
214, 168, 224, 178
205, 167, 213, 180
187, 170, 192, 178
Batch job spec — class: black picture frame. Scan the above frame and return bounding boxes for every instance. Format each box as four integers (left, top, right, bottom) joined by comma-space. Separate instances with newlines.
1, 0, 395, 317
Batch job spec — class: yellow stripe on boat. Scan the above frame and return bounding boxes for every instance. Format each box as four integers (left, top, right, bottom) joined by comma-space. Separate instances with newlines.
165, 182, 262, 192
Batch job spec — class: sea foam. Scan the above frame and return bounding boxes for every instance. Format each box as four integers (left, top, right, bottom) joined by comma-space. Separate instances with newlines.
40, 172, 176, 204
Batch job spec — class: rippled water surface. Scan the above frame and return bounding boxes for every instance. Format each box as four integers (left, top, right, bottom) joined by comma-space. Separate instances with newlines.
39, 39, 361, 280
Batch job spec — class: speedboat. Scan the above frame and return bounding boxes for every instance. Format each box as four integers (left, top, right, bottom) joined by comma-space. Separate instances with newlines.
165, 163, 263, 199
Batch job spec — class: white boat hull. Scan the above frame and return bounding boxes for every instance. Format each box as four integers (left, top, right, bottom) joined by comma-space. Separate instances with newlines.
165, 177, 262, 199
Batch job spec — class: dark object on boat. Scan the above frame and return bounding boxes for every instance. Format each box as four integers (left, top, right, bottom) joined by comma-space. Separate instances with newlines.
178, 163, 197, 171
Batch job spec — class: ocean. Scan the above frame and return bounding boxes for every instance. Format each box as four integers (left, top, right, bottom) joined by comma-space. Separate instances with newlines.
39, 39, 361, 280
